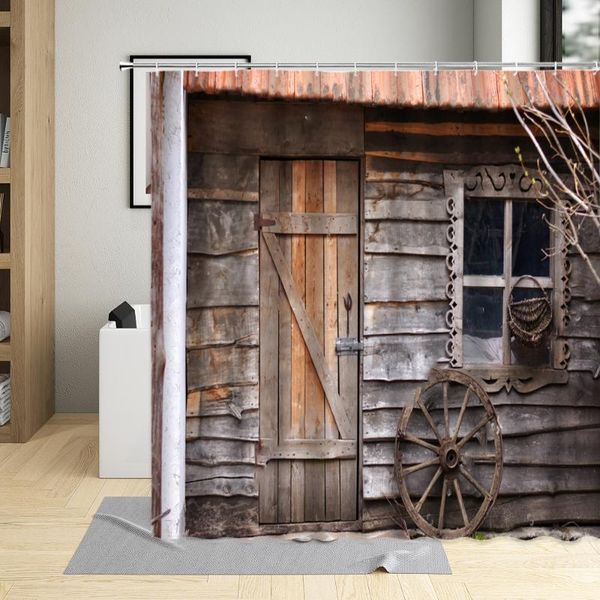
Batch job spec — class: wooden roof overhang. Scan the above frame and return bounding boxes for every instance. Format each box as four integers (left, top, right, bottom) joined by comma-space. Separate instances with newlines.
184, 69, 599, 110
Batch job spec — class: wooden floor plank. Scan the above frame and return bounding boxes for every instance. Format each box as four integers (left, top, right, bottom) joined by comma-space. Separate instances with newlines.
429, 576, 473, 600
335, 574, 372, 600
304, 576, 337, 600
238, 575, 272, 599
272, 575, 303, 600
366, 572, 406, 600
398, 574, 438, 600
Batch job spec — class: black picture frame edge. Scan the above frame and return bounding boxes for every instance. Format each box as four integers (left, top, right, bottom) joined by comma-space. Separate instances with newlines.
129, 53, 252, 209
540, 0, 562, 63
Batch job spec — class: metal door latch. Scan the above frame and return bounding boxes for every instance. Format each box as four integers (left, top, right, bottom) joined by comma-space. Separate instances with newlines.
336, 337, 363, 355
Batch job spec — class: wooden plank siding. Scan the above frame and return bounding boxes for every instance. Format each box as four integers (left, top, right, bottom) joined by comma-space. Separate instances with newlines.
184, 96, 600, 537
361, 104, 600, 532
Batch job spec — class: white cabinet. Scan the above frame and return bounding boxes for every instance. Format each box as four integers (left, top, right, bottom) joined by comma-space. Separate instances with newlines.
99, 304, 151, 478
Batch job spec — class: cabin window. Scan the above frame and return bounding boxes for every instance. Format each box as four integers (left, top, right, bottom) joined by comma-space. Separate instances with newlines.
462, 198, 553, 366
443, 166, 571, 382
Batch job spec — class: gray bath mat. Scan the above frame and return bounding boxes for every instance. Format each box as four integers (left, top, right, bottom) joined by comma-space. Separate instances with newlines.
65, 497, 451, 575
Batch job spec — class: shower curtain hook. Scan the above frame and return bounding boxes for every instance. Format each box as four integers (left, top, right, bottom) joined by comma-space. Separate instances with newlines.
275, 61, 279, 78
315, 61, 319, 75
234, 61, 238, 80
394, 62, 398, 77
594, 61, 599, 74
513, 62, 518, 77
554, 61, 558, 73
434, 61, 438, 76
354, 62, 357, 74
473, 61, 478, 76
155, 60, 159, 73
194, 61, 199, 75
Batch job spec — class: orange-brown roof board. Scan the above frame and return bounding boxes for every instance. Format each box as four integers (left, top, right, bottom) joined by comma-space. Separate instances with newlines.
184, 70, 600, 110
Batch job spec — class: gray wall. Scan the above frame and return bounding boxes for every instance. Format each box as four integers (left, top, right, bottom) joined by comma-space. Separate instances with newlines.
55, 0, 476, 412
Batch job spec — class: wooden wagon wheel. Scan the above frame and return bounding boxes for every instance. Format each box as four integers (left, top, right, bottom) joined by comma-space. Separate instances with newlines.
394, 369, 503, 539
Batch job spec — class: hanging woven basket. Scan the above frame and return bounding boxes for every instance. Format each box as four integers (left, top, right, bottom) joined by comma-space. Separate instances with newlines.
507, 275, 553, 347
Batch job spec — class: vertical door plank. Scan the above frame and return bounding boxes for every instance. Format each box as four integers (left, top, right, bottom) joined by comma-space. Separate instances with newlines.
304, 160, 326, 522
323, 161, 341, 521
259, 160, 280, 524
336, 161, 359, 521
277, 161, 293, 523
290, 161, 307, 523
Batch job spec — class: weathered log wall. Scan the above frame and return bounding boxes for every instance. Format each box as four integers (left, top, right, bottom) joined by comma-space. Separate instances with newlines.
185, 97, 600, 537
361, 106, 600, 531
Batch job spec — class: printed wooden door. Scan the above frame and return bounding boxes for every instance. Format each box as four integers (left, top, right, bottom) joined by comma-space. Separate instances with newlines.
258, 159, 359, 525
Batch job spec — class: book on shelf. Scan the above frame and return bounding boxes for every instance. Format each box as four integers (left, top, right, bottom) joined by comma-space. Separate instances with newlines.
0, 116, 10, 168
0, 114, 5, 149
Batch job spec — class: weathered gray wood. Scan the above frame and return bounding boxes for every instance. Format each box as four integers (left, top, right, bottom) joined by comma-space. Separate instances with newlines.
365, 181, 444, 202
186, 411, 259, 442
362, 381, 423, 410
186, 496, 259, 538
364, 221, 449, 256
186, 385, 258, 418
565, 299, 600, 338
263, 230, 354, 439
364, 255, 448, 302
257, 440, 357, 463
364, 301, 449, 335
188, 100, 364, 157
258, 160, 280, 524
186, 439, 256, 466
365, 157, 444, 185
568, 215, 600, 255
188, 200, 257, 255
567, 338, 600, 375
363, 405, 600, 441
363, 464, 600, 500
188, 153, 259, 202
362, 375, 600, 411
187, 253, 258, 307
187, 307, 258, 349
365, 197, 448, 222
365, 427, 600, 466
569, 254, 600, 301
186, 477, 258, 498
335, 159, 359, 522
261, 212, 357, 235
363, 334, 448, 381
186, 463, 256, 482
187, 346, 258, 391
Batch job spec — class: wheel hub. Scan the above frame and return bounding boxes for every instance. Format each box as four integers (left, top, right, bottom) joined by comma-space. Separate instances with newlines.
440, 441, 460, 472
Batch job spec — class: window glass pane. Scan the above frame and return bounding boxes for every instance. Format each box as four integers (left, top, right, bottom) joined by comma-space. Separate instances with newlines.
463, 287, 503, 364
464, 199, 504, 276
512, 201, 550, 277
563, 0, 600, 61
509, 288, 551, 366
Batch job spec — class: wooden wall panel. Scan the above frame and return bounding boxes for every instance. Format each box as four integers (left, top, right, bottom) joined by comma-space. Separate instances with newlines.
188, 100, 364, 157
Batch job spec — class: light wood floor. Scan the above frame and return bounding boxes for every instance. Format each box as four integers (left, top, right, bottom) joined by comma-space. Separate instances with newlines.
0, 414, 599, 599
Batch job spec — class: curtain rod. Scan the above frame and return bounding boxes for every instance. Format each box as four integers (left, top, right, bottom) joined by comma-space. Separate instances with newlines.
119, 60, 600, 72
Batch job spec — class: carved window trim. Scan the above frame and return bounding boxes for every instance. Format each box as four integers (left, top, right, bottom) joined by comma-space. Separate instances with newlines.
444, 165, 570, 393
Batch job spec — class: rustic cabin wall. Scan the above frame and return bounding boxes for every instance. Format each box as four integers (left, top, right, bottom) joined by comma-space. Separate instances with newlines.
185, 98, 363, 537
361, 106, 600, 531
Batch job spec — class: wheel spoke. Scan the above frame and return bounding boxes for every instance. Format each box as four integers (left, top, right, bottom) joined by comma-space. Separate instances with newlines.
417, 398, 443, 443
443, 382, 449, 438
457, 413, 493, 449
460, 465, 491, 499
453, 388, 470, 441
402, 433, 439, 454
453, 478, 469, 527
438, 477, 448, 529
415, 467, 442, 513
402, 457, 439, 476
